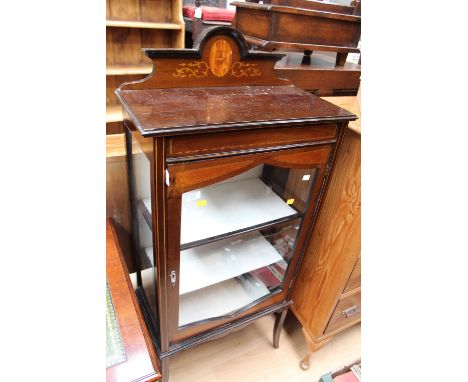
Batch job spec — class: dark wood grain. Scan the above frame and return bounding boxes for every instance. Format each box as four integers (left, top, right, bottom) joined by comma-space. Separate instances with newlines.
269, 0, 357, 15
118, 86, 355, 137
168, 124, 337, 158
243, 35, 360, 54
275, 52, 361, 96
234, 1, 360, 22
107, 219, 161, 382
167, 145, 332, 195
232, 0, 360, 65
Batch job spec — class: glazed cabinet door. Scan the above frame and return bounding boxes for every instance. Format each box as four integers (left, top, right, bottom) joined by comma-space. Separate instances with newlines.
165, 145, 333, 343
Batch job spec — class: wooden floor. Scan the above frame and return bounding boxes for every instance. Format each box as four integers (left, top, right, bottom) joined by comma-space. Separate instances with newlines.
168, 313, 360, 382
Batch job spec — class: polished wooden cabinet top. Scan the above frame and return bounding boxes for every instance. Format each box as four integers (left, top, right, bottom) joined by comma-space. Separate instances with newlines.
116, 26, 356, 137
118, 85, 356, 136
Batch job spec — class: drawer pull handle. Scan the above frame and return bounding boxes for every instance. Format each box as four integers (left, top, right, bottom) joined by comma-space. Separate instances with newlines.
342, 305, 359, 318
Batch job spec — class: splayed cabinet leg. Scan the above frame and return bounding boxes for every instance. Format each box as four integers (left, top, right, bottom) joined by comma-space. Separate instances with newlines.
300, 327, 331, 371
273, 307, 288, 349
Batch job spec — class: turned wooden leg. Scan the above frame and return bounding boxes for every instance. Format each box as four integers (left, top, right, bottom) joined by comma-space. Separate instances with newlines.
299, 327, 332, 371
335, 52, 348, 66
273, 307, 288, 349
301, 50, 313, 65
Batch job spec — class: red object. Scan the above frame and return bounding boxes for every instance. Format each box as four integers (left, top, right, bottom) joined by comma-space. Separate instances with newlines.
334, 371, 359, 382
183, 5, 235, 22
250, 267, 281, 289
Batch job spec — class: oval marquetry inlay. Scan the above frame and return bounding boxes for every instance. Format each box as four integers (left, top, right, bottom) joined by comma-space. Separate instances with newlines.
209, 39, 232, 78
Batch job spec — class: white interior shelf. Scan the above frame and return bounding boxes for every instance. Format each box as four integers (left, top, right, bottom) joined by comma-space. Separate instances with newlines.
142, 197, 151, 215
180, 177, 297, 245
144, 247, 153, 263
179, 230, 283, 295
179, 275, 270, 327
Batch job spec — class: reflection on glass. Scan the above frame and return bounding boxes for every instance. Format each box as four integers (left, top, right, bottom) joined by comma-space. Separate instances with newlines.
178, 164, 317, 327
130, 138, 157, 317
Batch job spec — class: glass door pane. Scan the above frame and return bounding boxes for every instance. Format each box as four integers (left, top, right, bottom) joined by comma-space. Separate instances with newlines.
178, 164, 318, 327
128, 136, 158, 317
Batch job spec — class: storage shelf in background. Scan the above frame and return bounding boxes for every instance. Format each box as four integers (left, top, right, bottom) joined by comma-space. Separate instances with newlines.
107, 104, 123, 123
179, 230, 283, 295
106, 133, 126, 158
179, 275, 270, 327
322, 96, 361, 135
106, 19, 183, 30
107, 64, 153, 76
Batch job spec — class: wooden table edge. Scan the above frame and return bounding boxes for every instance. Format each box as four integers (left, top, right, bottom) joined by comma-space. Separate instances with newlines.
107, 219, 161, 382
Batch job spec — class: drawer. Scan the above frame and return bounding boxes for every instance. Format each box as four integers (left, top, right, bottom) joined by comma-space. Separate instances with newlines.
168, 124, 337, 158
343, 257, 360, 293
324, 291, 361, 334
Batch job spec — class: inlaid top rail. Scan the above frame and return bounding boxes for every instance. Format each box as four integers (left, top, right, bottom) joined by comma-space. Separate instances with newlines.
116, 26, 357, 137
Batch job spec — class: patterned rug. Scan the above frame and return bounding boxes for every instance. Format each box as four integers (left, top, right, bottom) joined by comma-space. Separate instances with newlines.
106, 281, 127, 367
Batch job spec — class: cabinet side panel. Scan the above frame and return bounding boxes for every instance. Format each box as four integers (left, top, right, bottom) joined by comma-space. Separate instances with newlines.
106, 152, 132, 237
291, 130, 360, 338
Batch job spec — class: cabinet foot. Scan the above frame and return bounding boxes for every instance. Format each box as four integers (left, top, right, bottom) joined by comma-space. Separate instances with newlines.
273, 307, 288, 349
299, 327, 331, 371
299, 358, 310, 371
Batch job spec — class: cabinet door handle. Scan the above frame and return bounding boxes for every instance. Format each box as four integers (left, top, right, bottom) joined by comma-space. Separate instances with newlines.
342, 305, 359, 318
170, 270, 176, 287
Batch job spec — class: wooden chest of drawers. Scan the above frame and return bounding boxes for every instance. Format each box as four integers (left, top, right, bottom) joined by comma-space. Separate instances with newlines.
329, 256, 362, 335
290, 96, 361, 370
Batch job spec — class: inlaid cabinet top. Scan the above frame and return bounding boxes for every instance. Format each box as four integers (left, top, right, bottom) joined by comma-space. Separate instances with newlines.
116, 26, 356, 137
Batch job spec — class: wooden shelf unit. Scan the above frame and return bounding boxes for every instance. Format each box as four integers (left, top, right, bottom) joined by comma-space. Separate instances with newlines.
107, 64, 153, 76
106, 19, 182, 30
291, 95, 361, 371
106, 0, 185, 132
106, 104, 123, 123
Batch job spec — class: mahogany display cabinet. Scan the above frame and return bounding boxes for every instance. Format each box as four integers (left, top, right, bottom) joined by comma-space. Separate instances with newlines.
115, 26, 356, 381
